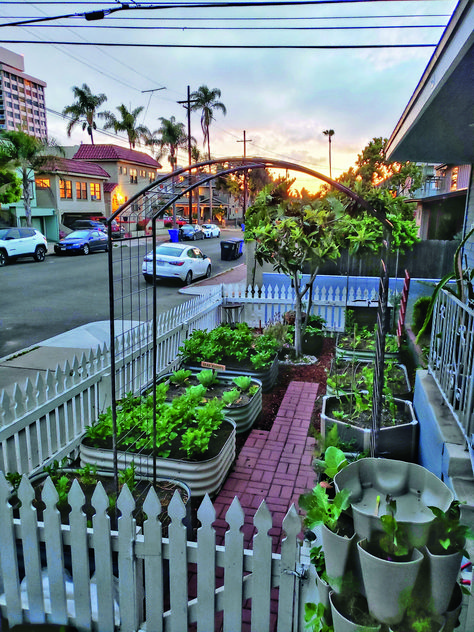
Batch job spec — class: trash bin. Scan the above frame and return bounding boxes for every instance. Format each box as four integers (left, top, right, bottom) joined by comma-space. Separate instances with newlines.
168, 228, 179, 243
221, 240, 239, 261
237, 238, 244, 256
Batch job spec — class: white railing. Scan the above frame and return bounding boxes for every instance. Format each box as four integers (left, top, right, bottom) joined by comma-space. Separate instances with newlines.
429, 289, 474, 439
0, 473, 307, 632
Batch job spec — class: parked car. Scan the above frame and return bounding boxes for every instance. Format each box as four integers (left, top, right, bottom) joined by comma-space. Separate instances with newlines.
163, 215, 187, 228
71, 219, 107, 233
0, 227, 48, 266
142, 243, 211, 285
54, 230, 108, 256
179, 224, 205, 241
202, 223, 221, 238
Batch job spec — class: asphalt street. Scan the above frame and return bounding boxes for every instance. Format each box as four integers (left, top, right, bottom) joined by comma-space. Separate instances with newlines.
0, 229, 245, 358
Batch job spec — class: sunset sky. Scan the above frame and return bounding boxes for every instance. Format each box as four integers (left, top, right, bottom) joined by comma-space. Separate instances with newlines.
1, 0, 458, 192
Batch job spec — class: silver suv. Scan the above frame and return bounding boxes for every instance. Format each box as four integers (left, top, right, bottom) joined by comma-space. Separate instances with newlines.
0, 227, 48, 266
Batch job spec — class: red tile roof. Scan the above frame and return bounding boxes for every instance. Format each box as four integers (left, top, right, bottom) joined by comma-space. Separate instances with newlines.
72, 144, 162, 169
42, 158, 110, 178
104, 182, 118, 193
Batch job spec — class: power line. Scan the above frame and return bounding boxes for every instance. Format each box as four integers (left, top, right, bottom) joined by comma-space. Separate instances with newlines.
4, 23, 446, 29
1, 40, 438, 47
0, 13, 452, 20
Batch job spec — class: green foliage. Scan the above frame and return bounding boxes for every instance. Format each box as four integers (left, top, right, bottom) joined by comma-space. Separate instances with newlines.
428, 501, 471, 555
377, 498, 411, 558
74, 463, 98, 486
222, 388, 241, 406
232, 375, 253, 391
412, 296, 433, 336
86, 383, 225, 459
197, 368, 220, 387
170, 369, 193, 386
5, 471, 22, 494
304, 602, 333, 632
299, 484, 351, 534
0, 170, 21, 204
262, 320, 290, 348
119, 462, 136, 493
316, 446, 348, 480
55, 475, 72, 508
179, 323, 278, 369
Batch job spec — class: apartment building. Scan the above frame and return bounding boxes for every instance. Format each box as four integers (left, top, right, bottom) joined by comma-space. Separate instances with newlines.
0, 46, 48, 140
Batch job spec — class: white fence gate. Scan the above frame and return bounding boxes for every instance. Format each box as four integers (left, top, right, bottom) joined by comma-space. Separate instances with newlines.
0, 473, 312, 632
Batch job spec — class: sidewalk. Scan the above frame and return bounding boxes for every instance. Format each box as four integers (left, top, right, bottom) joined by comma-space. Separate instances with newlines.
0, 262, 247, 399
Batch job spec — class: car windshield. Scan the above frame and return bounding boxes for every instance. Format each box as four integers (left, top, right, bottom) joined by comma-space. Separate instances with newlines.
66, 231, 89, 239
202, 225, 212, 229
181, 226, 195, 232
154, 245, 184, 257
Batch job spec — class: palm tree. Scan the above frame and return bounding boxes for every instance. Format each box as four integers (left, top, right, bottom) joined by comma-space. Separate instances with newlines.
153, 116, 193, 226
0, 130, 63, 226
62, 84, 107, 145
99, 104, 150, 149
190, 85, 227, 221
323, 129, 335, 180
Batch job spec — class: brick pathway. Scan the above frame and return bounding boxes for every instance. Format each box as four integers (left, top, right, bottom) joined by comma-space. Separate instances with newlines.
213, 380, 319, 550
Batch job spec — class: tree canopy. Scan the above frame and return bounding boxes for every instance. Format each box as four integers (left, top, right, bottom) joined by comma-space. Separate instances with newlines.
62, 83, 107, 145
99, 104, 150, 149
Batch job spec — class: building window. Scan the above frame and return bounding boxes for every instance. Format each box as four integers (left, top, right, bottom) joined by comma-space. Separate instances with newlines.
450, 167, 459, 191
139, 169, 146, 177
148, 171, 155, 182
90, 182, 101, 200
120, 166, 127, 175
130, 168, 137, 184
35, 177, 50, 188
76, 181, 88, 199
60, 179, 72, 199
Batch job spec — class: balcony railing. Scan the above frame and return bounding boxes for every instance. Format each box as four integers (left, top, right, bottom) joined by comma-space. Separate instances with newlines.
428, 289, 474, 440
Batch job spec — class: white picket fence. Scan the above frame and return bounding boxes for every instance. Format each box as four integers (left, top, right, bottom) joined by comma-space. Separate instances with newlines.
0, 472, 312, 632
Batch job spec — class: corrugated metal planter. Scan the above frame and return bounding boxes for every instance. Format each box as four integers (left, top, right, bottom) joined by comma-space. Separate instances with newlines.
184, 353, 279, 393
320, 395, 418, 461
335, 334, 399, 362
326, 363, 411, 400
80, 419, 236, 497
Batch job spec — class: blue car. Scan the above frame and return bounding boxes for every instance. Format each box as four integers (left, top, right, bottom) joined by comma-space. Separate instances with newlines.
54, 230, 109, 256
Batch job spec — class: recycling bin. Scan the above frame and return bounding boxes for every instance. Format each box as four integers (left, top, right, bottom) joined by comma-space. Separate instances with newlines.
221, 239, 239, 260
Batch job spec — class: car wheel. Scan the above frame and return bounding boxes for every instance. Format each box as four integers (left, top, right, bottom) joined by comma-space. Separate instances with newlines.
184, 270, 193, 286
34, 246, 46, 262
144, 275, 154, 284
205, 265, 211, 278
0, 249, 7, 266
104, 244, 109, 253
83, 244, 90, 255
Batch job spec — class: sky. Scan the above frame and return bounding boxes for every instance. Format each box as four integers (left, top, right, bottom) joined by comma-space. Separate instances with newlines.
0, 0, 458, 193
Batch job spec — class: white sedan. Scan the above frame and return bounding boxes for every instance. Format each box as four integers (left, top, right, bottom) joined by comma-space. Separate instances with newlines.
202, 223, 221, 238
142, 243, 211, 285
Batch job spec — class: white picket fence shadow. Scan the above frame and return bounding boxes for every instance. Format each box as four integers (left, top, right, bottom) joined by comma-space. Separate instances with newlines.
0, 472, 306, 632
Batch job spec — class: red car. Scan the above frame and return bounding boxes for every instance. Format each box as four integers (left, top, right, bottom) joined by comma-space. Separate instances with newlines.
163, 215, 187, 228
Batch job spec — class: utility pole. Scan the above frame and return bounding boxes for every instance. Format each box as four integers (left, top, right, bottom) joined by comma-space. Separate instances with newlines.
178, 86, 199, 224
237, 130, 252, 224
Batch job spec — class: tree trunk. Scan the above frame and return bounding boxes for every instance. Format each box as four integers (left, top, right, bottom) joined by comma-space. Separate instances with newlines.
22, 168, 32, 227
293, 272, 303, 357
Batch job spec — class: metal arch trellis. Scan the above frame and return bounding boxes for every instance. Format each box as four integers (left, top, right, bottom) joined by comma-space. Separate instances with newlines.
105, 156, 393, 494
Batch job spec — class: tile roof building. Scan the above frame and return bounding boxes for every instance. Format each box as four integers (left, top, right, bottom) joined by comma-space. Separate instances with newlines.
0, 46, 48, 140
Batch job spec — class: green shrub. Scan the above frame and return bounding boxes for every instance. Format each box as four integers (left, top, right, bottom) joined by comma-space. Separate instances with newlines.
412, 296, 433, 335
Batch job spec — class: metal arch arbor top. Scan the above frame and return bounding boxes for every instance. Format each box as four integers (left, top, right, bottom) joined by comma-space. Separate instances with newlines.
106, 155, 394, 231
107, 156, 392, 490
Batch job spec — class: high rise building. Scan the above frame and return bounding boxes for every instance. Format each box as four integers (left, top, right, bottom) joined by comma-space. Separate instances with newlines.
0, 46, 48, 140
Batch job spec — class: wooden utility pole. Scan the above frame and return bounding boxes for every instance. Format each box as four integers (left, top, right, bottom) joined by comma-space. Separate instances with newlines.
177, 86, 198, 224
237, 130, 252, 222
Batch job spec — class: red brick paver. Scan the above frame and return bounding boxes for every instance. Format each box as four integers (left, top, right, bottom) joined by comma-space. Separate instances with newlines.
213, 381, 319, 549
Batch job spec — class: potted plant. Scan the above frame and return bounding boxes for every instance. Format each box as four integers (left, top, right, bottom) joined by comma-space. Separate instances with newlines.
179, 322, 280, 391
321, 379, 418, 461
329, 591, 381, 632
299, 484, 355, 593
306, 546, 332, 625
357, 499, 425, 626
424, 500, 471, 615
286, 313, 326, 357
80, 383, 236, 497
336, 324, 399, 362
326, 359, 411, 400
158, 368, 262, 434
